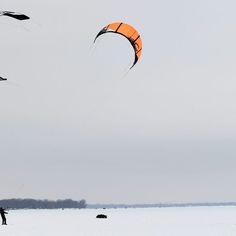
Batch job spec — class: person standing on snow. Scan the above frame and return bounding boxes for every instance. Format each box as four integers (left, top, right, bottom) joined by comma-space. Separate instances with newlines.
0, 207, 8, 225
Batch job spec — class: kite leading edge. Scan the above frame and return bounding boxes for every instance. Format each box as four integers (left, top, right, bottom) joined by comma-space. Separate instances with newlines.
0, 77, 7, 81
0, 11, 30, 21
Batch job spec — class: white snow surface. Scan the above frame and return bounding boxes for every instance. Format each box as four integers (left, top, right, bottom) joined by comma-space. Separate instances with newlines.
1, 207, 236, 236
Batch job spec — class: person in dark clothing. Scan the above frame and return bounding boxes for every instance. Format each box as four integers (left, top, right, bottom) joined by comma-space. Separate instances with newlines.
0, 207, 8, 225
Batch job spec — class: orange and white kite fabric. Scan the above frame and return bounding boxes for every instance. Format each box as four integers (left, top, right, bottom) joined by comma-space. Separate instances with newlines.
94, 22, 142, 69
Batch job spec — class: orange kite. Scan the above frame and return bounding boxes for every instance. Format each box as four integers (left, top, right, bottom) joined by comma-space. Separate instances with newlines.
94, 22, 142, 69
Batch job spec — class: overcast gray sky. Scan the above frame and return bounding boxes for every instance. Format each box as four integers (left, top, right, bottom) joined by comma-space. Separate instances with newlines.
0, 0, 236, 204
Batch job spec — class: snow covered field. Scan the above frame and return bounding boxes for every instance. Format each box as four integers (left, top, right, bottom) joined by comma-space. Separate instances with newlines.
1, 207, 236, 236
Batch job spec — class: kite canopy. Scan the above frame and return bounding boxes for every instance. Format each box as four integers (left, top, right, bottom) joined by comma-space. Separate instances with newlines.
94, 22, 142, 69
0, 11, 30, 20
0, 77, 7, 81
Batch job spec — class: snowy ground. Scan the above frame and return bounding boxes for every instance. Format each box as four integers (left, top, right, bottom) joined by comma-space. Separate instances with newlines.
1, 207, 236, 236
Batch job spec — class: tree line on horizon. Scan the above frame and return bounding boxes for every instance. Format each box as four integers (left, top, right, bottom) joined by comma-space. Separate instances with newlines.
0, 198, 87, 209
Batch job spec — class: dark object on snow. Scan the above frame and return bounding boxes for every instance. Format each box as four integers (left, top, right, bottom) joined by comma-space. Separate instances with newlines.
0, 77, 7, 81
0, 207, 8, 225
96, 214, 107, 219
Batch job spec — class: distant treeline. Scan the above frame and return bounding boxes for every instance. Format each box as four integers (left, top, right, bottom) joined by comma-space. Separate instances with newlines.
0, 199, 87, 209
88, 202, 236, 209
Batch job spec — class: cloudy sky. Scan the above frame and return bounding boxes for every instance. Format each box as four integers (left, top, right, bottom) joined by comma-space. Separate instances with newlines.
0, 0, 236, 204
